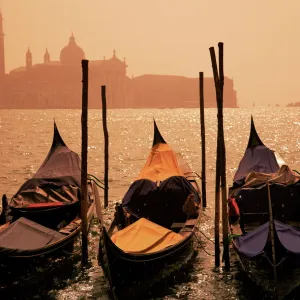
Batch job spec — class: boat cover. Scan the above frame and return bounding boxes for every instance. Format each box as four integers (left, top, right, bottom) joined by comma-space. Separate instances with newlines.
124, 120, 199, 228
0, 217, 65, 254
275, 220, 300, 254
111, 217, 183, 254
9, 122, 81, 209
242, 164, 300, 188
234, 221, 270, 258
233, 145, 282, 184
233, 116, 285, 185
122, 176, 200, 228
235, 220, 300, 258
137, 143, 184, 182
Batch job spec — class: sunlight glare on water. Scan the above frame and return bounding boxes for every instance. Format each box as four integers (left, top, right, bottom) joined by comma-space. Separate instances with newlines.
0, 108, 300, 300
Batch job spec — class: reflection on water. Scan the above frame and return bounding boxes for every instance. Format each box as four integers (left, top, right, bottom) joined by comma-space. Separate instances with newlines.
1, 108, 300, 299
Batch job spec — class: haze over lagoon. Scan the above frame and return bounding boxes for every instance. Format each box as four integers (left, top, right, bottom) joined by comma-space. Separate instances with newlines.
1, 1, 300, 300
2, 0, 300, 107
1, 108, 300, 300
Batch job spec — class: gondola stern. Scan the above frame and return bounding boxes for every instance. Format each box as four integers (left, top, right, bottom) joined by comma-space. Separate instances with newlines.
98, 226, 119, 300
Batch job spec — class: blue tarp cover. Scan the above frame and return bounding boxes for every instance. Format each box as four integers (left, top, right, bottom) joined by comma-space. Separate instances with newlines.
275, 220, 300, 254
235, 222, 269, 258
235, 221, 300, 258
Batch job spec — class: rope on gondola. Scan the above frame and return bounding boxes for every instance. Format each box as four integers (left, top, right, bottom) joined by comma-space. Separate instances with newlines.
222, 234, 241, 250
185, 171, 202, 180
192, 231, 214, 256
293, 169, 300, 176
88, 174, 105, 185
194, 226, 215, 244
87, 174, 107, 190
194, 172, 202, 180
227, 233, 241, 244
262, 252, 286, 268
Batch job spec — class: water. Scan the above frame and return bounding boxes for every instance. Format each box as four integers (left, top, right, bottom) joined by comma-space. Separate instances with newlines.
1, 108, 300, 300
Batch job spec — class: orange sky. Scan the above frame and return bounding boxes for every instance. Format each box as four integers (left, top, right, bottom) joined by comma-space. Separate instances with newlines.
1, 0, 299, 107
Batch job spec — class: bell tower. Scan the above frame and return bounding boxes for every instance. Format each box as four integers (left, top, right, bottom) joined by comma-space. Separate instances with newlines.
0, 9, 5, 77
26, 47, 32, 70
44, 48, 50, 63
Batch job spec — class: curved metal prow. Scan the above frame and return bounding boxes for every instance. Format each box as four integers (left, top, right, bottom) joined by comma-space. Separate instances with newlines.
247, 116, 265, 148
153, 119, 166, 146
52, 120, 66, 149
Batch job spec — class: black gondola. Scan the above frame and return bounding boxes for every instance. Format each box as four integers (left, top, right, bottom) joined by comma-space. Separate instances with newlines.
229, 116, 300, 299
0, 121, 99, 259
97, 120, 202, 299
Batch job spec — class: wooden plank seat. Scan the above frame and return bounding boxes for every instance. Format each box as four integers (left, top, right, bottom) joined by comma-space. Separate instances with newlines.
171, 218, 198, 229
171, 222, 185, 229
59, 217, 81, 234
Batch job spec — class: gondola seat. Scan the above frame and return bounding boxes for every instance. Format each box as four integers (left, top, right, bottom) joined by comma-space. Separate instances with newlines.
0, 217, 65, 253
111, 217, 184, 254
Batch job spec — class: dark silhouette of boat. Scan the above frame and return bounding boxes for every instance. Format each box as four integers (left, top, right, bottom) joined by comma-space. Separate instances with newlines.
97, 120, 201, 299
0, 122, 98, 259
229, 116, 300, 299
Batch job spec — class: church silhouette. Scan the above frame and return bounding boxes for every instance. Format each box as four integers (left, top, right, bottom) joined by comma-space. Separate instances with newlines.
0, 10, 237, 109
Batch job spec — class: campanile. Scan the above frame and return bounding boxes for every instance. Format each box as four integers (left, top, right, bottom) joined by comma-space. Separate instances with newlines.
0, 10, 5, 77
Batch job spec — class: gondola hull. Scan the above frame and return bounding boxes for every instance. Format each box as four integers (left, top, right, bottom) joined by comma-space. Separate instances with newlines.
228, 117, 300, 299
232, 241, 300, 299
0, 122, 99, 261
0, 199, 95, 260
98, 219, 199, 299
97, 120, 202, 299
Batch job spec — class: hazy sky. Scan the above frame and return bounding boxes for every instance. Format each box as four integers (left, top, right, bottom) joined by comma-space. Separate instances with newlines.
1, 0, 299, 107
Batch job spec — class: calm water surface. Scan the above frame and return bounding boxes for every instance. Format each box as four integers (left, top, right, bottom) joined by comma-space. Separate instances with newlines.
0, 108, 300, 300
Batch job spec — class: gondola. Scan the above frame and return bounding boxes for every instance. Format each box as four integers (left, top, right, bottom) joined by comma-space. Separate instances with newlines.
97, 120, 202, 300
0, 121, 99, 260
229, 116, 300, 299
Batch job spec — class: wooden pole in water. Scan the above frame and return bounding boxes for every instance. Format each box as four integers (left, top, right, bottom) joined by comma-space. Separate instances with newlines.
101, 85, 109, 208
199, 72, 207, 209
267, 181, 278, 298
209, 46, 221, 267
81, 59, 89, 265
218, 42, 230, 270
0, 194, 7, 224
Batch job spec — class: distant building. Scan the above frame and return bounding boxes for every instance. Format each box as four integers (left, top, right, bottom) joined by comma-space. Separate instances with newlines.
0, 11, 237, 109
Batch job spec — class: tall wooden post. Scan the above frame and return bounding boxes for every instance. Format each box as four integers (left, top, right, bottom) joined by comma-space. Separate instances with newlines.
81, 59, 89, 265
199, 72, 207, 208
209, 43, 230, 270
218, 42, 230, 270
0, 194, 7, 224
209, 47, 221, 267
101, 85, 109, 208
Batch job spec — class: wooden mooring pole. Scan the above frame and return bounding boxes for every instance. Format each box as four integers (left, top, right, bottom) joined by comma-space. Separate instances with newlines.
209, 47, 221, 267
81, 59, 89, 265
218, 42, 230, 271
101, 85, 109, 208
209, 43, 230, 270
199, 72, 207, 209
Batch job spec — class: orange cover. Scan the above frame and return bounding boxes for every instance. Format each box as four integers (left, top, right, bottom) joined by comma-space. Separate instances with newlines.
111, 218, 183, 254
137, 143, 183, 182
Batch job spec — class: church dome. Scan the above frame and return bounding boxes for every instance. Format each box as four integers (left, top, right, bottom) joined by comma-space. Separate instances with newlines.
60, 33, 85, 65
108, 49, 126, 66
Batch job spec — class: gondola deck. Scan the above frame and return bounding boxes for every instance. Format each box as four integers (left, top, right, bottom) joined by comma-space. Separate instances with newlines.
0, 121, 98, 260
229, 116, 300, 299
97, 120, 202, 299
